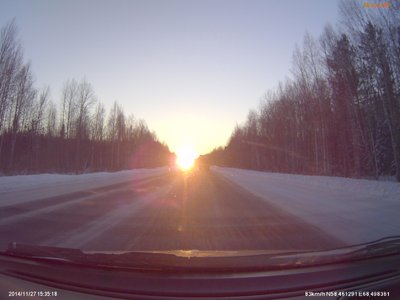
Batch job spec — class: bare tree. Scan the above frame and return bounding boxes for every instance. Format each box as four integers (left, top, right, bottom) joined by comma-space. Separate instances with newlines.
107, 101, 118, 170
9, 62, 35, 170
30, 86, 49, 169
0, 20, 23, 166
59, 79, 78, 139
32, 86, 49, 134
46, 100, 57, 137
90, 101, 105, 169
359, 22, 400, 180
74, 79, 95, 171
92, 101, 105, 141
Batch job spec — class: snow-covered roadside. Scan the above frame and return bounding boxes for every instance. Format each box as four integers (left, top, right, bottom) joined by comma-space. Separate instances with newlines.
0, 168, 168, 207
213, 166, 400, 245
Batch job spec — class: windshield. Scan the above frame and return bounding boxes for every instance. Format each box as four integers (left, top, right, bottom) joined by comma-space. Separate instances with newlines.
0, 0, 399, 267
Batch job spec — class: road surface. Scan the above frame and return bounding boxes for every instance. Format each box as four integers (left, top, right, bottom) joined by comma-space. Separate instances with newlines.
0, 170, 344, 252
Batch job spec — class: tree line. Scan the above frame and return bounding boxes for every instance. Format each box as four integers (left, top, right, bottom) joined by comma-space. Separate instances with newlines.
0, 19, 172, 174
204, 0, 400, 182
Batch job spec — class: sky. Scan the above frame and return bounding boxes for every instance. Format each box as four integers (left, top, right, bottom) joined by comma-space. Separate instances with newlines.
0, 0, 340, 155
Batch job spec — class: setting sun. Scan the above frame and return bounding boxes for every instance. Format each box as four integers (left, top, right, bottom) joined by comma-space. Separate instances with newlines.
176, 146, 198, 171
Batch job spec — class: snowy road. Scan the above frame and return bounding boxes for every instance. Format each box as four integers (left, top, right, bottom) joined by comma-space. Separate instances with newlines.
0, 169, 344, 252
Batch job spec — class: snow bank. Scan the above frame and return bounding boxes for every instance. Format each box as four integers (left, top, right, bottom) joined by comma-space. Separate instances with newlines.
213, 166, 400, 245
0, 168, 168, 207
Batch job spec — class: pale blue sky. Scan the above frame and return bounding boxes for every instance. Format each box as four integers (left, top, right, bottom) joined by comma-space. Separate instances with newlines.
0, 0, 340, 154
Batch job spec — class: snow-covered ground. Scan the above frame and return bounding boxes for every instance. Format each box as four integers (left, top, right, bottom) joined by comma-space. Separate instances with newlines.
0, 168, 168, 207
213, 166, 400, 245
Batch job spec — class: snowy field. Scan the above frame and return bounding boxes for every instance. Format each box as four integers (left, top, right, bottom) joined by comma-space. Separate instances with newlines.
0, 168, 168, 207
213, 166, 400, 245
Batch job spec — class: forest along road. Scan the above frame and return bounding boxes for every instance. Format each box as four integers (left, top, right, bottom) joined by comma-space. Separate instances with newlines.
0, 170, 345, 252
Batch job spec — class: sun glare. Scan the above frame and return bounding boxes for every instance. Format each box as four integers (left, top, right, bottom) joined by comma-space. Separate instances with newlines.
176, 146, 197, 171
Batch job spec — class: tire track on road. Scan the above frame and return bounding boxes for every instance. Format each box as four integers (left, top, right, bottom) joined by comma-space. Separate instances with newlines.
0, 173, 175, 250
0, 174, 169, 226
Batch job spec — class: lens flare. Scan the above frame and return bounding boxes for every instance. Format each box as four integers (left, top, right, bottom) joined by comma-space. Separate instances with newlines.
176, 146, 197, 171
